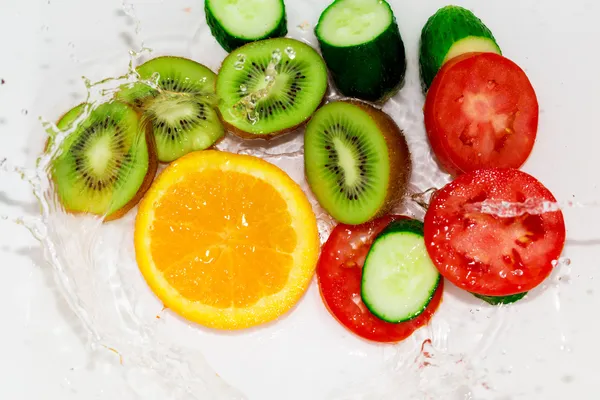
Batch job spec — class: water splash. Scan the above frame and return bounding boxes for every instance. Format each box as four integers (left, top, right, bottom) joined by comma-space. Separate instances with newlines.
463, 198, 598, 217
232, 48, 283, 125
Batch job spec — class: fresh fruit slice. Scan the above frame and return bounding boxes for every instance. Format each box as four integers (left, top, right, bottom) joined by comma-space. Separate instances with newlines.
317, 215, 444, 343
424, 168, 566, 297
50, 101, 157, 221
419, 5, 501, 92
134, 150, 320, 330
118, 56, 224, 163
205, 0, 287, 52
315, 0, 406, 103
304, 100, 411, 225
424, 52, 538, 175
361, 219, 440, 323
216, 37, 328, 138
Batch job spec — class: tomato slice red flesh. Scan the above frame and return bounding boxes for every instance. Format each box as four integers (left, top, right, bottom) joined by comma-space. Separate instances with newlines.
317, 215, 444, 343
424, 52, 539, 176
424, 168, 566, 296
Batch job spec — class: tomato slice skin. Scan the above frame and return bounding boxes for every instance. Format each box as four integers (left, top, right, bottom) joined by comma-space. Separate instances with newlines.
317, 215, 444, 343
424, 168, 566, 296
424, 52, 539, 176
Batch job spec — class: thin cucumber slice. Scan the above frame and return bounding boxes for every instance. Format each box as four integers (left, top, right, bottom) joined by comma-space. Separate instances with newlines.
419, 5, 501, 92
315, 0, 406, 103
205, 0, 287, 52
473, 292, 528, 305
361, 219, 441, 323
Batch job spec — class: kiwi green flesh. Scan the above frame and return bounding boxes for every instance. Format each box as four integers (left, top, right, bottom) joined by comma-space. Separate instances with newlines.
117, 56, 218, 107
52, 102, 150, 218
216, 38, 328, 136
143, 93, 225, 162
305, 101, 390, 225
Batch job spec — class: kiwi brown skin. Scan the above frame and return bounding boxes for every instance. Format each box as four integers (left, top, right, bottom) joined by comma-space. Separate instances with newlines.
312, 99, 412, 223
354, 100, 412, 219
47, 101, 159, 222
214, 40, 329, 140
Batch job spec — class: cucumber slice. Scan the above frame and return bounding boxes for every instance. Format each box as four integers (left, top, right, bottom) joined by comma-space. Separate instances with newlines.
361, 219, 441, 323
473, 292, 528, 305
315, 0, 406, 103
419, 5, 501, 92
205, 0, 287, 52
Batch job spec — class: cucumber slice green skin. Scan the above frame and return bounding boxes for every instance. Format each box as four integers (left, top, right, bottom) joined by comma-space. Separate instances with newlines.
361, 219, 441, 324
473, 292, 528, 305
315, 1, 406, 103
205, 0, 288, 53
419, 5, 501, 92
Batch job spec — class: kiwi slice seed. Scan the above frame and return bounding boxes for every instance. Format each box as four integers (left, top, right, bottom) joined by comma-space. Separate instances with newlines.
304, 100, 411, 225
117, 56, 224, 162
51, 101, 157, 221
216, 37, 328, 138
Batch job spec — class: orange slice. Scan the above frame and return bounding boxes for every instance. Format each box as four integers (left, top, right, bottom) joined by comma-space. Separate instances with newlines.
134, 150, 319, 330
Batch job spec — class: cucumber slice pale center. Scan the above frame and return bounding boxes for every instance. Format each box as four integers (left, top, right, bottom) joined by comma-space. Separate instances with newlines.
209, 0, 283, 39
443, 36, 501, 64
317, 0, 392, 47
362, 232, 439, 322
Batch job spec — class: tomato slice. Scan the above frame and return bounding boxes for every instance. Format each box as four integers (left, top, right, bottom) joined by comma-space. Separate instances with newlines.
317, 215, 444, 343
424, 168, 566, 296
424, 52, 539, 176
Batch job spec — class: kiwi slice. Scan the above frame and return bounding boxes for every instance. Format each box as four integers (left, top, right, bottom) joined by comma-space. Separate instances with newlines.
216, 37, 328, 138
50, 101, 157, 221
304, 100, 411, 225
117, 56, 224, 162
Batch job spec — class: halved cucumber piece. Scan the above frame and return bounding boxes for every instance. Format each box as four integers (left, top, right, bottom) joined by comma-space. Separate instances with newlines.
315, 0, 406, 103
205, 0, 287, 52
361, 219, 440, 323
419, 5, 501, 92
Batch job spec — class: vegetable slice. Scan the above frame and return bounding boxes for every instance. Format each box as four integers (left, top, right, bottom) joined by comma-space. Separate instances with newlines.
205, 0, 287, 52
315, 0, 406, 102
317, 215, 444, 343
361, 219, 440, 323
424, 168, 566, 297
419, 5, 501, 92
424, 52, 538, 175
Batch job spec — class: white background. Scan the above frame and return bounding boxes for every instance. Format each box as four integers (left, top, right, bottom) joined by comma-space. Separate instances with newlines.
1, 0, 599, 398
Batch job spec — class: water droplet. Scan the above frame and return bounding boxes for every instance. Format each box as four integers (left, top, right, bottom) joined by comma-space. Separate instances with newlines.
271, 48, 282, 64
499, 270, 507, 279
284, 46, 296, 60
239, 84, 247, 93
21, 109, 28, 115
512, 269, 524, 276
234, 54, 246, 70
